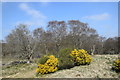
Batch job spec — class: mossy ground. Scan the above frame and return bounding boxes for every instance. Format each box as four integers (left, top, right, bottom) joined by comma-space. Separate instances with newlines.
1, 55, 120, 78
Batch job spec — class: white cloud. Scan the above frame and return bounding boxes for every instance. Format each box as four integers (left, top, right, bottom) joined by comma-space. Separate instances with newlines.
19, 3, 46, 19
19, 3, 47, 26
82, 13, 110, 20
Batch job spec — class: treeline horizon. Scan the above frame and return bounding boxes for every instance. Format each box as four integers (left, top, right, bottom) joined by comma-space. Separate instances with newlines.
1, 20, 119, 59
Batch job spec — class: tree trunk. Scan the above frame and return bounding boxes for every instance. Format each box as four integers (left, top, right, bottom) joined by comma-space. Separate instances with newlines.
118, 52, 120, 59
91, 45, 95, 55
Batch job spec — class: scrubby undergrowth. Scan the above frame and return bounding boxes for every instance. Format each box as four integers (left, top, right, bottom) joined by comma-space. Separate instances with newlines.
38, 55, 119, 78
2, 55, 119, 78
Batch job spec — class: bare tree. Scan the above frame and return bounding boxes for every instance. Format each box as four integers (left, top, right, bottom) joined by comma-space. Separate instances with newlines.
3, 20, 119, 59
6, 24, 34, 60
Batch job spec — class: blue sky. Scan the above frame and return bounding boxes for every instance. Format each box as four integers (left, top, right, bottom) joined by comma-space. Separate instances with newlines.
2, 2, 118, 40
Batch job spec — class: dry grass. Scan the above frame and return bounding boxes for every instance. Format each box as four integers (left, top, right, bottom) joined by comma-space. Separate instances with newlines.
2, 55, 120, 78
2, 63, 37, 78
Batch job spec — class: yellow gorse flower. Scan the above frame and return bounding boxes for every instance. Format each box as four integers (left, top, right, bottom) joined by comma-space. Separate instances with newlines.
36, 55, 58, 74
70, 49, 92, 65
113, 59, 120, 71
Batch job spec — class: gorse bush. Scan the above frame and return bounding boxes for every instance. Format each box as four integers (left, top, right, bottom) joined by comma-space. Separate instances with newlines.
56, 48, 74, 69
36, 55, 58, 74
70, 49, 92, 65
112, 59, 120, 72
38, 55, 49, 64
36, 49, 92, 75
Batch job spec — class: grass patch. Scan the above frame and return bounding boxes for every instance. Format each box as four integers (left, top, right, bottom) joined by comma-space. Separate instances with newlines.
2, 55, 119, 78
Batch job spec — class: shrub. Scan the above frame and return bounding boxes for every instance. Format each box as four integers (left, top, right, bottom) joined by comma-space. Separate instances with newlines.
112, 59, 120, 72
36, 55, 58, 74
38, 55, 49, 64
56, 48, 74, 69
70, 49, 92, 65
